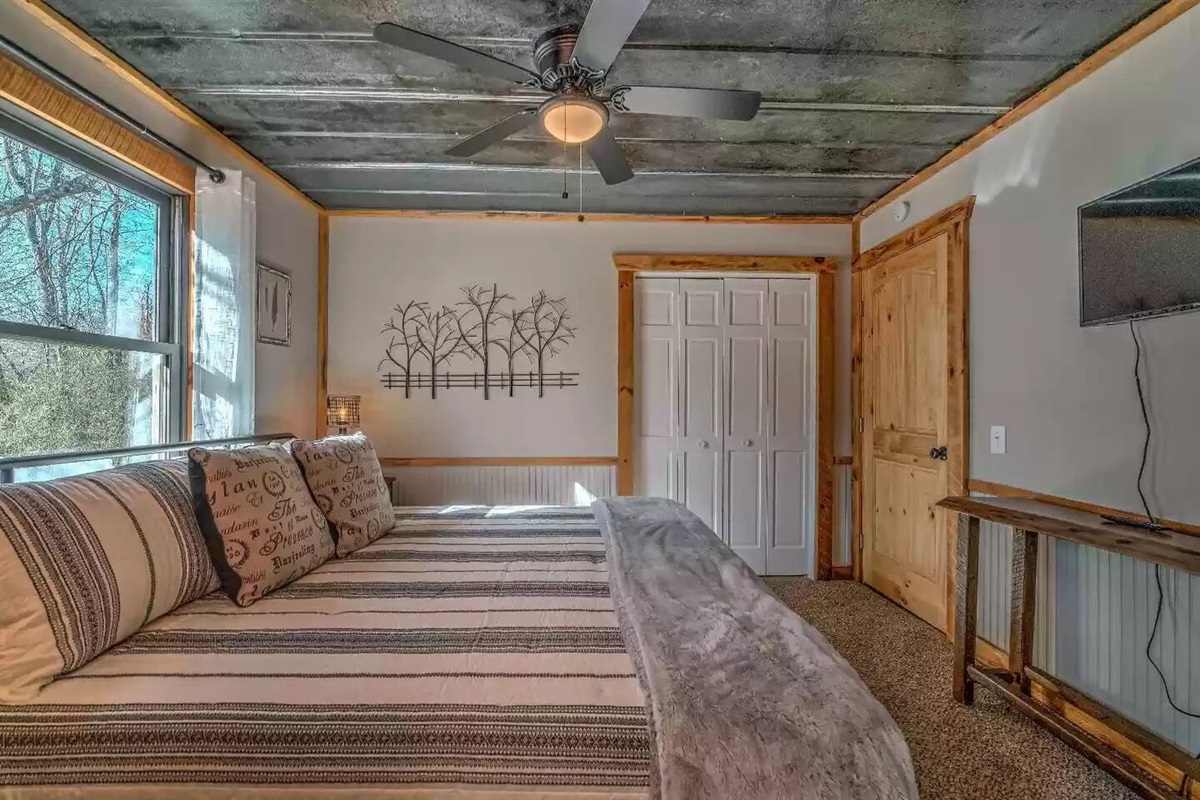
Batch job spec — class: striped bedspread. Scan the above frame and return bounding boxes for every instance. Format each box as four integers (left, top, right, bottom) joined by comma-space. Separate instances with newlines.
0, 506, 655, 799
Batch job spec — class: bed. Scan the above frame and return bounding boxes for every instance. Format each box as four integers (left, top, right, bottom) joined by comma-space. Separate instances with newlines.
0, 501, 916, 800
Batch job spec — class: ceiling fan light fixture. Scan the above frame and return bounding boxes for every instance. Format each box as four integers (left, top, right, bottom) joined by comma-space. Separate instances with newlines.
541, 96, 607, 143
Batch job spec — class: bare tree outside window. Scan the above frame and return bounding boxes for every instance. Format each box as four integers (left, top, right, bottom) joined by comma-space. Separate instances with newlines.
0, 125, 172, 462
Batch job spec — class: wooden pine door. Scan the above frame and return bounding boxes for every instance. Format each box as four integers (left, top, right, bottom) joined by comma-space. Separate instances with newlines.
861, 235, 952, 631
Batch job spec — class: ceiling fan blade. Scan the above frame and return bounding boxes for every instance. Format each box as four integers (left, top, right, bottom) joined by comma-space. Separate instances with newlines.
445, 109, 539, 157
586, 127, 634, 185
374, 22, 540, 86
572, 0, 653, 73
615, 85, 762, 121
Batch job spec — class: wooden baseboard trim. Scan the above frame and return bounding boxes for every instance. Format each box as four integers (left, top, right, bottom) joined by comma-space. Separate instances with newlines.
381, 456, 618, 468
830, 565, 853, 580
967, 479, 1200, 537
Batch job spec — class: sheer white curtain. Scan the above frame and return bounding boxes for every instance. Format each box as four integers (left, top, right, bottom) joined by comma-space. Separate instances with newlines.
192, 169, 256, 440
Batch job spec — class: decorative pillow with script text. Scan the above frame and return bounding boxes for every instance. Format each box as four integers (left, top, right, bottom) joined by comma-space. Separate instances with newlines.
291, 433, 394, 557
188, 444, 334, 606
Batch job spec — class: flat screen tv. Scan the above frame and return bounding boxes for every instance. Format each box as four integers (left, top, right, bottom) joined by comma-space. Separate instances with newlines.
1078, 155, 1200, 326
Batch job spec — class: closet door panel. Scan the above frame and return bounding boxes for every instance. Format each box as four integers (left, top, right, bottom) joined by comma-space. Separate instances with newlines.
724, 279, 768, 571
767, 278, 815, 576
679, 279, 724, 537
634, 279, 679, 499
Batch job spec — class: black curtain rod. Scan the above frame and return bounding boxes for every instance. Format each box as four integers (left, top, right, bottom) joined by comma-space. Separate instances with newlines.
0, 34, 225, 183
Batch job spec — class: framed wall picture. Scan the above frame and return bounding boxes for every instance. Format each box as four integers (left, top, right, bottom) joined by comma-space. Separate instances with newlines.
256, 263, 292, 346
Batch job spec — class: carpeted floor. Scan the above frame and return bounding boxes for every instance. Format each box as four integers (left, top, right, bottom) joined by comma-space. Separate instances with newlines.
765, 578, 1139, 800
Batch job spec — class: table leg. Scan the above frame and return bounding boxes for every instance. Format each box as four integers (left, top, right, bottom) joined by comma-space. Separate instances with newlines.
953, 514, 980, 705
1009, 528, 1039, 693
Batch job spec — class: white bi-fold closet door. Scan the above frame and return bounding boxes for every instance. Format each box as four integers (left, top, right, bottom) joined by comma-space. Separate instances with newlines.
634, 275, 816, 576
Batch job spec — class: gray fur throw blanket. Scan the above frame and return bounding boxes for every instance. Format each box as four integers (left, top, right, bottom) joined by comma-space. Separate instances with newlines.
593, 497, 918, 800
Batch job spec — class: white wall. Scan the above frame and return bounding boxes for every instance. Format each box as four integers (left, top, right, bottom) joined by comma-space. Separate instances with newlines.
328, 216, 850, 459
0, 4, 322, 439
860, 6, 1200, 525
253, 196, 319, 438
860, 7, 1200, 751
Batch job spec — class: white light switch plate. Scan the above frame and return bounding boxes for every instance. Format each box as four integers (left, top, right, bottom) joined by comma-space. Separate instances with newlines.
990, 425, 1007, 455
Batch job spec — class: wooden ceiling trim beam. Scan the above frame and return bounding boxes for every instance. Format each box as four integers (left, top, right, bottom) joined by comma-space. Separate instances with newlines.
327, 209, 852, 225
0, 52, 193, 193
854, 0, 1200, 222
613, 254, 838, 273
11, 0, 325, 213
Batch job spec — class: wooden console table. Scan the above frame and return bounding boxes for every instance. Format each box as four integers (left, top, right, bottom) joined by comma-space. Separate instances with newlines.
938, 495, 1200, 800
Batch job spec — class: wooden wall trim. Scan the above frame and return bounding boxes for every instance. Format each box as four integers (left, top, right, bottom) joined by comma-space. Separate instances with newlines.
854, 197, 976, 272
11, 0, 324, 213
613, 254, 837, 273
615, 254, 839, 579
967, 479, 1200, 537
381, 456, 618, 468
854, 0, 1200, 222
316, 213, 329, 438
849, 216, 862, 579
329, 209, 851, 225
184, 197, 196, 437
0, 52, 193, 193
816, 272, 835, 580
616, 269, 635, 495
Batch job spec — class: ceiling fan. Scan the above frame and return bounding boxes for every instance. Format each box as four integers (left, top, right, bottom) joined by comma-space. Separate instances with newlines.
373, 0, 762, 186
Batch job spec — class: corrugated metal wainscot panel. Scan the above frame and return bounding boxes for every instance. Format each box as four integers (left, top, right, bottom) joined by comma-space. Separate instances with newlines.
971, 493, 1199, 753
385, 465, 616, 507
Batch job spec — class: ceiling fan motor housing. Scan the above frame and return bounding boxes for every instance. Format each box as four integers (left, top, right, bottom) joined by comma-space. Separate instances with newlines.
533, 24, 605, 93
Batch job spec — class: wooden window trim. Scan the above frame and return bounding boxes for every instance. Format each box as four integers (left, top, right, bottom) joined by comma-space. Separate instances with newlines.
615, 253, 841, 580
0, 52, 193, 193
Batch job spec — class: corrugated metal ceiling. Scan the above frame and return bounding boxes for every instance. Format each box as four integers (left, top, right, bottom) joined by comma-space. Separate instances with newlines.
44, 0, 1167, 216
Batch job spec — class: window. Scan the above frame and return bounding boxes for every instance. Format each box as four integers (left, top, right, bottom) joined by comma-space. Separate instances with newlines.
0, 111, 185, 469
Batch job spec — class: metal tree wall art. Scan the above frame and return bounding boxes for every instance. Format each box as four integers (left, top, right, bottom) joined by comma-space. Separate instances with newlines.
453, 283, 515, 400
378, 283, 577, 400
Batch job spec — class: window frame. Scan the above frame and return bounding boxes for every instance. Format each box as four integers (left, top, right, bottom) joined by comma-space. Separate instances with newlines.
0, 107, 189, 449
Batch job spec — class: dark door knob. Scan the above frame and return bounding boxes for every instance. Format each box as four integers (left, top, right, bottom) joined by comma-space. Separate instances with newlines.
929, 446, 948, 461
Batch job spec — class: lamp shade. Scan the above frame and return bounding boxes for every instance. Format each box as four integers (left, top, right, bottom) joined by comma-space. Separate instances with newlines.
326, 395, 361, 430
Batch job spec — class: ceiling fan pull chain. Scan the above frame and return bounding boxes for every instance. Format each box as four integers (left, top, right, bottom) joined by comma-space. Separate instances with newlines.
562, 126, 568, 200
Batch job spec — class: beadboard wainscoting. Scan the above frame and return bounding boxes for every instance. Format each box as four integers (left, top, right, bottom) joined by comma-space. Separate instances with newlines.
385, 464, 617, 507
972, 495, 1200, 754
